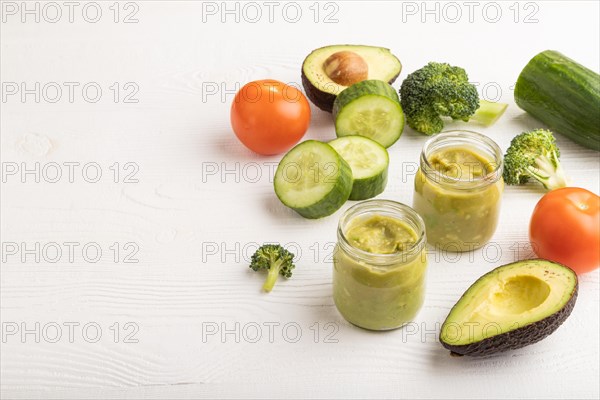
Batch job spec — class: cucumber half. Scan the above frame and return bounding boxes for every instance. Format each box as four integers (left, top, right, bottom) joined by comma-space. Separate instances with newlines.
333, 80, 405, 148
274, 140, 353, 219
329, 136, 389, 201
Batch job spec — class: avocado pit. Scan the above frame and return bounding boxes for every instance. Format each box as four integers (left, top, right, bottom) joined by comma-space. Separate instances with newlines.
323, 51, 369, 86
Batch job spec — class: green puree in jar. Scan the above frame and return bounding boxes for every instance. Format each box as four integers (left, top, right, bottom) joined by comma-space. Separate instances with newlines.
333, 215, 427, 330
428, 147, 492, 180
413, 146, 504, 251
345, 215, 418, 254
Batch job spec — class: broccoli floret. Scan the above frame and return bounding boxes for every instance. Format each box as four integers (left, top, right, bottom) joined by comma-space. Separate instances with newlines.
503, 129, 570, 190
249, 244, 295, 292
400, 62, 508, 135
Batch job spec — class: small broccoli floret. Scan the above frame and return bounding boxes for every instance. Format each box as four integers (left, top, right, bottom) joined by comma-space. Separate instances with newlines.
249, 244, 295, 292
503, 129, 570, 190
400, 62, 508, 135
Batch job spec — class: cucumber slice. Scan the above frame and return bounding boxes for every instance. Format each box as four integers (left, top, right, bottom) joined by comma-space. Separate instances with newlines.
333, 80, 405, 148
274, 140, 353, 219
329, 136, 389, 201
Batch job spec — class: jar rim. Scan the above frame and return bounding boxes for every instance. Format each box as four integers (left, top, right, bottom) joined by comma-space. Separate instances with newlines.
420, 130, 504, 190
337, 200, 427, 266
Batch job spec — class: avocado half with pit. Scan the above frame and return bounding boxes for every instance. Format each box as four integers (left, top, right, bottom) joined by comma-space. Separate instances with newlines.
301, 45, 402, 112
440, 259, 578, 357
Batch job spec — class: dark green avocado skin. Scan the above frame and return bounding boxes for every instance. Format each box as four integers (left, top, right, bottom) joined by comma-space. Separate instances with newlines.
301, 69, 400, 113
301, 70, 337, 113
441, 281, 578, 357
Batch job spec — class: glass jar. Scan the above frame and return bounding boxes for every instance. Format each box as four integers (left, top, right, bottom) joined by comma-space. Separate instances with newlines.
333, 200, 427, 331
413, 130, 504, 252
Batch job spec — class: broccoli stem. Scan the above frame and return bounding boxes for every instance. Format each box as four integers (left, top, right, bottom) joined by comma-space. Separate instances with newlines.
263, 258, 283, 292
469, 100, 508, 127
526, 151, 570, 190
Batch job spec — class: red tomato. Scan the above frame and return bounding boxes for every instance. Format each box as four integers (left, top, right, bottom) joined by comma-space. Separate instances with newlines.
230, 79, 310, 155
530, 187, 600, 274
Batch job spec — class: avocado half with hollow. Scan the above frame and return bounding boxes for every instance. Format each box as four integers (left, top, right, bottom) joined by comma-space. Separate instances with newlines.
301, 45, 402, 112
440, 259, 578, 357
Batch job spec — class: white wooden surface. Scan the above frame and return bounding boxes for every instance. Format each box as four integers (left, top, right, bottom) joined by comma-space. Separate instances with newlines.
1, 1, 599, 399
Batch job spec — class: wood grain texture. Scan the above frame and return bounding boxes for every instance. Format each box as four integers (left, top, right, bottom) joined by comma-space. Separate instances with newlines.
1, 1, 599, 399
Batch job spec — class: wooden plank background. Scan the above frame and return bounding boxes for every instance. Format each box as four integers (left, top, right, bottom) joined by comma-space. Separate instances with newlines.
1, 1, 599, 398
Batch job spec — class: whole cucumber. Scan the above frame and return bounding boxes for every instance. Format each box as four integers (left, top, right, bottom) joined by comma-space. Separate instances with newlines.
514, 50, 600, 151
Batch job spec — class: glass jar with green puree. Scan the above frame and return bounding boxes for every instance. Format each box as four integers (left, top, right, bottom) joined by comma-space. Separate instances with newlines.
333, 200, 427, 331
413, 130, 504, 252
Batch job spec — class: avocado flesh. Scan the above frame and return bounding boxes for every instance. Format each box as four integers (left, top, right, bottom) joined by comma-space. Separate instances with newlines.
301, 45, 401, 112
440, 259, 578, 356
